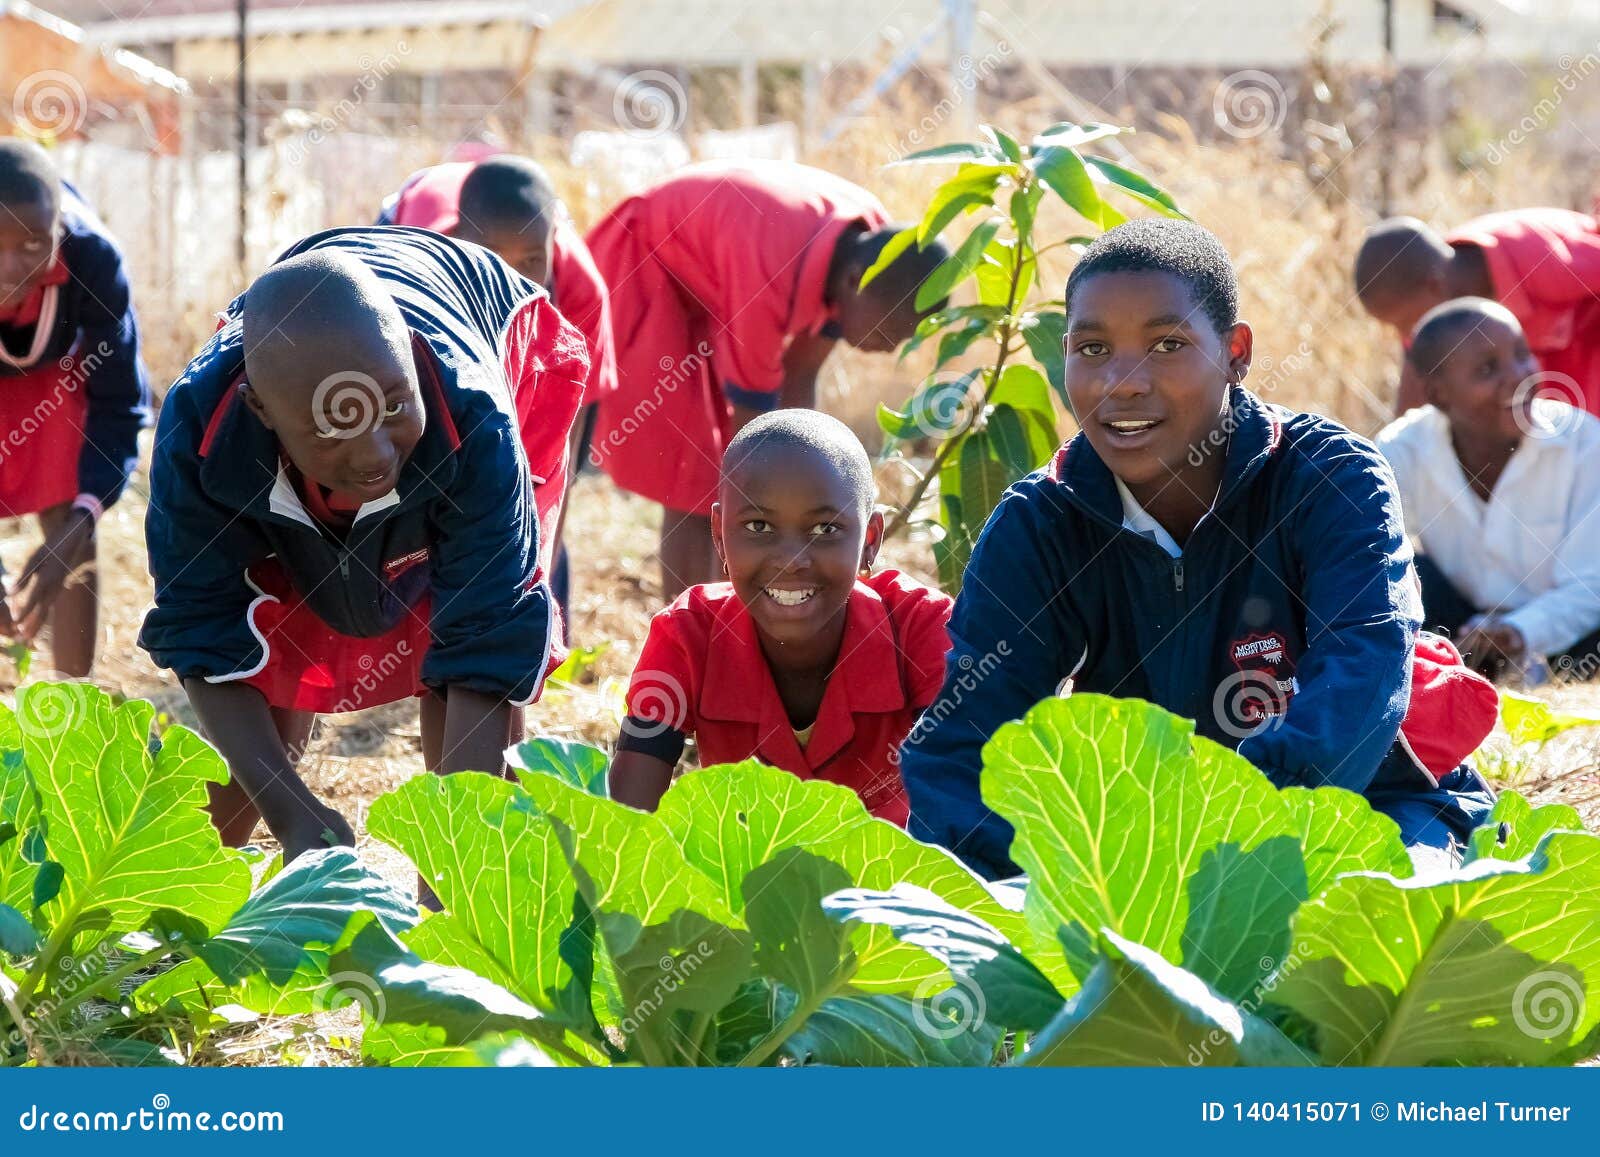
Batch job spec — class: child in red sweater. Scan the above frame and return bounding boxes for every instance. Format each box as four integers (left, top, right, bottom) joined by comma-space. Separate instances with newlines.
609, 410, 952, 822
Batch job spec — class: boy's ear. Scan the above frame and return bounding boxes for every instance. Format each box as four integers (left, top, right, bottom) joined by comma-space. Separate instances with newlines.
1419, 365, 1444, 410
861, 508, 885, 569
1225, 320, 1254, 382
709, 501, 727, 571
239, 382, 275, 430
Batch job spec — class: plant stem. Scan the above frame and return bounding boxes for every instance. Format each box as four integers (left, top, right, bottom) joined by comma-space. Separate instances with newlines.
0, 976, 49, 1067
736, 974, 850, 1068
35, 943, 183, 1032
885, 209, 1031, 542
682, 1009, 714, 1065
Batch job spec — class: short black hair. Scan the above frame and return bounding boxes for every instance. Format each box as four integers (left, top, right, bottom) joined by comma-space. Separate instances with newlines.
723, 409, 875, 513
0, 138, 62, 215
1355, 217, 1452, 304
1406, 296, 1518, 377
457, 155, 561, 234
1064, 218, 1239, 337
851, 224, 951, 308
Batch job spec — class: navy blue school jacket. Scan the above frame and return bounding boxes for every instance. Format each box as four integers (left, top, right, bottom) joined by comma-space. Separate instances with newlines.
139, 226, 582, 705
0, 184, 149, 510
901, 386, 1429, 880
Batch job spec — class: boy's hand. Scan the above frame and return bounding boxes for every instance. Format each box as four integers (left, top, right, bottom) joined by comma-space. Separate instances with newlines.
0, 575, 18, 638
13, 509, 95, 639
279, 804, 356, 863
1457, 616, 1528, 675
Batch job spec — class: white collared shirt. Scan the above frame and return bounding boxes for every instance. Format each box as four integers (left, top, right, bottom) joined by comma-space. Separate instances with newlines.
1114, 476, 1185, 559
1376, 401, 1600, 656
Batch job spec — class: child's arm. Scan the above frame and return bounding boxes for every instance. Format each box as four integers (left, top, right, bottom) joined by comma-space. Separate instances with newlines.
1238, 434, 1417, 792
183, 679, 353, 860
68, 230, 150, 515
436, 686, 514, 776
900, 490, 1087, 880
609, 750, 675, 810
779, 330, 836, 410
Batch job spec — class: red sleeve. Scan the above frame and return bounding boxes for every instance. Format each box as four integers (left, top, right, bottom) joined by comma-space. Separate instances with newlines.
1454, 211, 1600, 312
878, 572, 955, 708
626, 607, 701, 735
500, 294, 590, 566
551, 228, 619, 402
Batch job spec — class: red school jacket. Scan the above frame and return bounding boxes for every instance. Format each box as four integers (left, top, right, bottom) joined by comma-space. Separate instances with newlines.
585, 160, 889, 407
381, 161, 618, 403
621, 570, 953, 824
1448, 208, 1600, 414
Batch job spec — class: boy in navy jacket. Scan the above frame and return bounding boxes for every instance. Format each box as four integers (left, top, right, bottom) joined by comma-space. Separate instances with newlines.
0, 140, 149, 675
139, 227, 587, 863
901, 219, 1493, 881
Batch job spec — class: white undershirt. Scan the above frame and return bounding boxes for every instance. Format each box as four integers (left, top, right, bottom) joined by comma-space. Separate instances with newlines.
1114, 477, 1184, 559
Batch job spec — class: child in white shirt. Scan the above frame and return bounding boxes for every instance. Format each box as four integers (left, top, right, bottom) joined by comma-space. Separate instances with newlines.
1377, 297, 1600, 680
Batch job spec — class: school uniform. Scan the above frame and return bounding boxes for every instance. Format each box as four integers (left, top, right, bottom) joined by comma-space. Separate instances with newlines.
1447, 209, 1600, 414
900, 386, 1495, 881
0, 184, 149, 518
138, 226, 589, 713
617, 569, 953, 823
585, 161, 888, 515
378, 161, 618, 411
1376, 400, 1600, 667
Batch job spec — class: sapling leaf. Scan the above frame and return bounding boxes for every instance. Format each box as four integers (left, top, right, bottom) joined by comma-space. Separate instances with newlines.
1018, 312, 1067, 402
858, 226, 917, 291
1030, 145, 1114, 228
1499, 689, 1600, 744
984, 124, 1025, 163
919, 164, 1010, 245
915, 219, 1002, 312
888, 141, 1005, 166
1032, 122, 1128, 151
1084, 155, 1186, 217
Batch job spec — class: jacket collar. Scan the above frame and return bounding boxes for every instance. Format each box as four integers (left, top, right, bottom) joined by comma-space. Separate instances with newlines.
198, 335, 460, 523
1050, 385, 1284, 528
700, 578, 908, 770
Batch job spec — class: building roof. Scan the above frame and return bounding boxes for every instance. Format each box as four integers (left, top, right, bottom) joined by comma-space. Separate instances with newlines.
0, 0, 186, 92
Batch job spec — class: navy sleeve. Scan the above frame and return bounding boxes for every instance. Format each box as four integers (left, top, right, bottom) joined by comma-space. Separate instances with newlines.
900, 483, 1087, 880
1238, 435, 1419, 793
67, 231, 150, 512
138, 386, 275, 680
422, 408, 554, 704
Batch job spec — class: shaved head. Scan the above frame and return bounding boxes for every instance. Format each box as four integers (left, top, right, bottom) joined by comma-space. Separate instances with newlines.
1354, 217, 1453, 304
458, 156, 561, 233
0, 138, 61, 216
239, 249, 425, 498
723, 409, 875, 514
242, 250, 411, 397
1406, 296, 1520, 377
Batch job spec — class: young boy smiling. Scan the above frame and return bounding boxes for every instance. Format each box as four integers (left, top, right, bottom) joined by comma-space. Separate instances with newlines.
608, 410, 952, 821
901, 219, 1493, 880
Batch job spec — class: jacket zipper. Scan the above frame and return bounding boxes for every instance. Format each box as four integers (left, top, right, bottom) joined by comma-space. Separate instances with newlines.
1173, 559, 1185, 592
